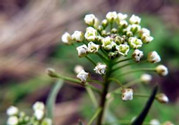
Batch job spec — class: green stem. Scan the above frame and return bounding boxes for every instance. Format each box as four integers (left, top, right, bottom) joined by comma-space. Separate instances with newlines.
85, 84, 101, 94
108, 78, 122, 86
123, 79, 141, 88
85, 56, 96, 66
97, 52, 108, 63
114, 58, 132, 65
112, 62, 136, 72
87, 108, 102, 125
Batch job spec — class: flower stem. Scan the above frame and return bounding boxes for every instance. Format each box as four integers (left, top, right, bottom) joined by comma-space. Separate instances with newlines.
114, 58, 132, 65
87, 108, 102, 125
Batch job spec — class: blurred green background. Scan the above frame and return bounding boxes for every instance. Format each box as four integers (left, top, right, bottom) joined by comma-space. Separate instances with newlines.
0, 0, 178, 125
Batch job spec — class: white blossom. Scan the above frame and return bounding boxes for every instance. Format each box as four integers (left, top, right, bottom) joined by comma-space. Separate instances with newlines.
156, 93, 169, 103
140, 28, 150, 36
84, 14, 98, 26
140, 74, 152, 83
94, 63, 107, 75
33, 102, 45, 111
150, 119, 160, 125
74, 65, 84, 74
156, 65, 168, 76
129, 14, 141, 24
34, 110, 44, 120
106, 11, 118, 21
7, 116, 18, 125
76, 44, 88, 57
77, 69, 89, 82
147, 51, 161, 63
122, 88, 133, 101
132, 49, 144, 62
61, 32, 72, 44
7, 106, 19, 116
102, 19, 108, 27
142, 34, 154, 43
102, 36, 116, 50
71, 31, 83, 42
117, 13, 128, 21
128, 37, 143, 49
116, 44, 130, 56
87, 42, 100, 53
85, 27, 97, 41
131, 24, 141, 32
119, 20, 128, 27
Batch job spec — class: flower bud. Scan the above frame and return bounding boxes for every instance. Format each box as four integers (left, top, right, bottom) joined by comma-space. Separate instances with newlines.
84, 14, 97, 26
87, 42, 100, 53
122, 88, 133, 101
156, 93, 169, 103
74, 65, 84, 74
102, 19, 108, 27
111, 28, 118, 33
155, 65, 168, 76
61, 32, 72, 44
94, 63, 107, 75
147, 51, 161, 63
117, 13, 128, 21
33, 102, 45, 111
7, 106, 19, 116
106, 11, 118, 21
76, 44, 88, 57
71, 31, 83, 42
128, 37, 143, 49
140, 74, 152, 83
76, 69, 89, 82
132, 49, 144, 62
119, 20, 128, 27
129, 14, 141, 24
85, 27, 97, 41
140, 28, 150, 36
46, 68, 58, 77
7, 116, 19, 125
116, 44, 130, 56
150, 119, 160, 125
34, 110, 44, 120
142, 33, 154, 43
102, 36, 116, 50
130, 24, 141, 32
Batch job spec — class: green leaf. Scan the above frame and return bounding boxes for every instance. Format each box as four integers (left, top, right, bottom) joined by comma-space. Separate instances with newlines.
131, 86, 158, 125
46, 79, 64, 119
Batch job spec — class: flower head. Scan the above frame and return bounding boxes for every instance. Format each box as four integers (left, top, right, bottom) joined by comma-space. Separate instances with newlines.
156, 93, 169, 103
88, 42, 100, 53
156, 65, 168, 76
7, 116, 19, 125
76, 44, 88, 57
71, 31, 83, 42
85, 27, 97, 41
140, 74, 152, 83
106, 11, 118, 21
129, 14, 141, 24
7, 106, 19, 116
116, 44, 130, 56
94, 63, 107, 75
122, 88, 133, 101
148, 51, 161, 63
132, 49, 144, 62
77, 69, 89, 82
61, 32, 72, 44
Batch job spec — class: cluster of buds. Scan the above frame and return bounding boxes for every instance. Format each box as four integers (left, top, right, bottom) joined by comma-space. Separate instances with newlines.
6, 102, 52, 125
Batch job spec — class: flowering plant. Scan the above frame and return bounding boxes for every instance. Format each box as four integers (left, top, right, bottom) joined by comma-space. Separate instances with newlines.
6, 11, 173, 125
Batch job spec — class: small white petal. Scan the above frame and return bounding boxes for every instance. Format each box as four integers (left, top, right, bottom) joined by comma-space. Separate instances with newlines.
87, 42, 99, 53
129, 14, 141, 24
61, 32, 72, 44
116, 44, 130, 56
76, 44, 88, 57
132, 49, 144, 62
140, 74, 152, 83
85, 27, 97, 41
122, 88, 133, 101
129, 37, 143, 49
77, 69, 89, 82
106, 11, 118, 21
148, 51, 161, 63
71, 31, 83, 42
94, 63, 107, 75
156, 65, 168, 76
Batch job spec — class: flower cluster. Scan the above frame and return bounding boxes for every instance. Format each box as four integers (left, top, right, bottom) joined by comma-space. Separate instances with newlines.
6, 102, 52, 125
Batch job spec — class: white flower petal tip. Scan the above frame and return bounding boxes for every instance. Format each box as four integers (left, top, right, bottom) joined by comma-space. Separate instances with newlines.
76, 44, 88, 57
94, 63, 107, 75
156, 93, 169, 103
148, 51, 161, 63
122, 88, 133, 101
156, 65, 168, 76
140, 74, 152, 83
76, 69, 89, 82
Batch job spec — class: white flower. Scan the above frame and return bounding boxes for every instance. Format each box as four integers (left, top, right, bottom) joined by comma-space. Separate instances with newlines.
140, 28, 150, 36
74, 65, 84, 74
156, 93, 169, 103
117, 13, 128, 21
102, 36, 116, 50
142, 34, 154, 43
119, 20, 128, 27
150, 119, 160, 125
42, 118, 52, 125
85, 27, 97, 41
102, 19, 108, 27
140, 74, 152, 83
156, 65, 168, 76
94, 63, 107, 75
7, 116, 18, 125
34, 110, 44, 120
122, 88, 133, 101
130, 24, 141, 32
71, 31, 83, 42
128, 37, 143, 49
106, 11, 118, 21
76, 44, 88, 57
33, 102, 45, 111
87, 42, 100, 53
61, 32, 72, 44
84, 14, 98, 26
6, 106, 19, 116
147, 51, 161, 63
132, 49, 144, 62
77, 69, 89, 82
116, 44, 130, 56
129, 14, 141, 24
